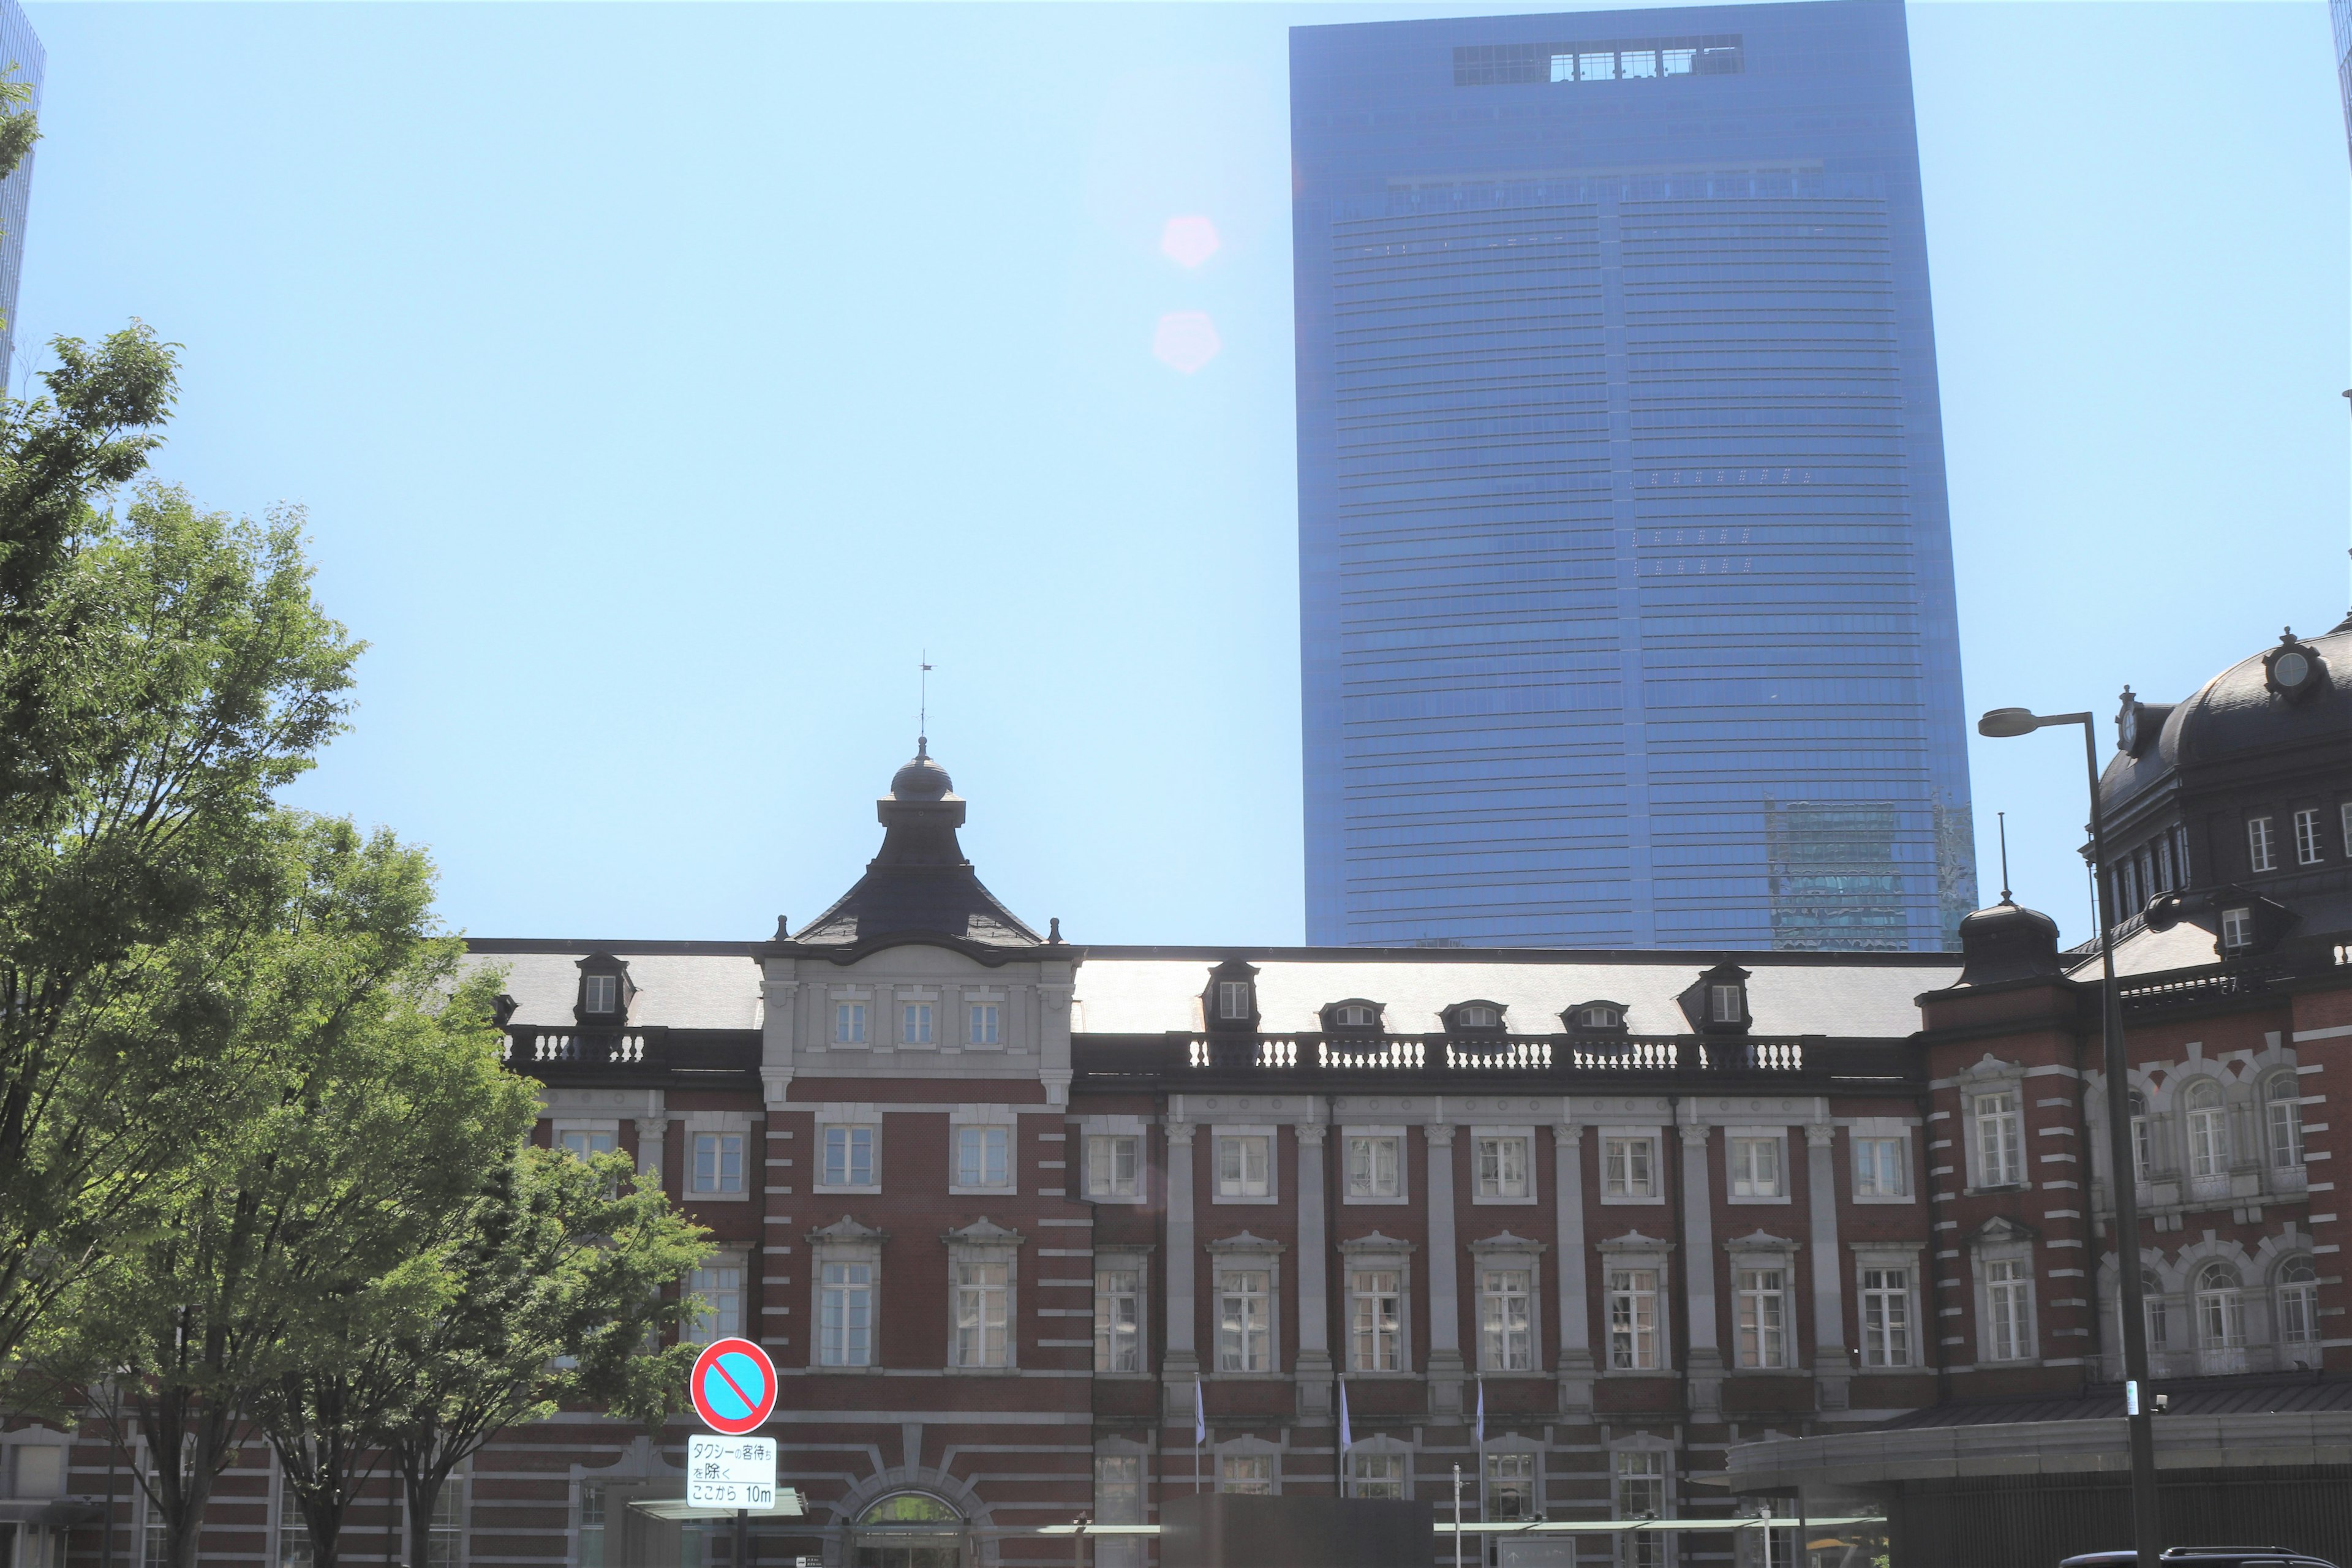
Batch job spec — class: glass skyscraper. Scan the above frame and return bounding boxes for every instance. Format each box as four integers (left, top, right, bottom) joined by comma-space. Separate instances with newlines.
0, 0, 39, 386
1294, 0, 1975, 952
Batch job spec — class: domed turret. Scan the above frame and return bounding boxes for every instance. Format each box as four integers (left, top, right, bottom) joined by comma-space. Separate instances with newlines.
1951, 898, 2062, 987
891, 741, 953, 802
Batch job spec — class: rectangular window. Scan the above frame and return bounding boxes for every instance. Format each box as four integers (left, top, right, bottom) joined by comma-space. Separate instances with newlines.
1095, 1453, 1142, 1528
1709, 983, 1741, 1022
2269, 1087, 2305, 1169
2343, 802, 2352, 858
1217, 980, 1251, 1020
1605, 1136, 1656, 1198
1613, 1449, 1665, 1518
691, 1133, 744, 1194
1607, 1268, 1660, 1370
277, 1485, 315, 1568
582, 973, 618, 1014
2281, 1280, 2320, 1344
1346, 1452, 1403, 1500
968, 1002, 1001, 1046
1619, 47, 1657, 77
1579, 50, 1616, 80
1349, 1268, 1404, 1371
1479, 1268, 1534, 1371
1853, 1136, 1907, 1197
1549, 53, 1574, 82
1476, 1136, 1530, 1199
902, 1003, 933, 1044
1663, 46, 1697, 74
2157, 838, 2176, 892
834, 1001, 867, 1044
1219, 1455, 1273, 1495
1986, 1258, 2032, 1361
1974, 1091, 2023, 1187
578, 1482, 604, 1568
822, 1125, 876, 1188
426, 1477, 464, 1568
2296, 809, 2323, 865
1347, 1134, 1401, 1199
2248, 816, 2276, 873
819, 1262, 874, 1366
1217, 1270, 1272, 1373
952, 1261, 1009, 1368
687, 1264, 744, 1342
1860, 1267, 1912, 1368
2223, 905, 2254, 951
1728, 1136, 1781, 1198
1735, 1267, 1787, 1368
1485, 1452, 1534, 1521
1087, 1134, 1140, 1199
557, 1129, 616, 1161
1216, 1134, 1271, 1198
1095, 1267, 1141, 1373
956, 1126, 1010, 1189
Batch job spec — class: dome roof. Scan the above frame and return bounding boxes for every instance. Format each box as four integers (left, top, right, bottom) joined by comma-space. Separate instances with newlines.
2100, 617, 2352, 813
1950, 898, 2062, 987
891, 743, 953, 801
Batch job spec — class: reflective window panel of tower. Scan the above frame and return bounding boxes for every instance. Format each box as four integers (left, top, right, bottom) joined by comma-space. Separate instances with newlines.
1293, 0, 1977, 952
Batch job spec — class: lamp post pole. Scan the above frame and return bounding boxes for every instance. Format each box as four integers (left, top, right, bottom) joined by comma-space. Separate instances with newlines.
1979, 707, 2161, 1568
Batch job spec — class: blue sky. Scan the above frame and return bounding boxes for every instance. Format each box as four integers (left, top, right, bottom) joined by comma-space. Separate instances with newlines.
18, 1, 2347, 950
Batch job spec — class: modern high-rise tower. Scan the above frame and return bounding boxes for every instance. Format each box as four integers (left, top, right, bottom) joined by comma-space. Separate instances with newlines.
1294, 0, 1975, 952
0, 0, 40, 387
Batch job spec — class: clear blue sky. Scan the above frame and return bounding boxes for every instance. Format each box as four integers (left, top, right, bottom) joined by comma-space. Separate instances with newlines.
19, 1, 2346, 951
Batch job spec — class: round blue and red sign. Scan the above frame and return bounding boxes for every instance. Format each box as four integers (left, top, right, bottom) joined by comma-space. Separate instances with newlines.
690, 1338, 777, 1435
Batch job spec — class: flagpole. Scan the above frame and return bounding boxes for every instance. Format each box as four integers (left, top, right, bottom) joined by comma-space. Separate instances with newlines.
1473, 1377, 1487, 1536
1194, 1375, 1205, 1495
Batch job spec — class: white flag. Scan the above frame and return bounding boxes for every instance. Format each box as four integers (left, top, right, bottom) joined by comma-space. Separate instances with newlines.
1193, 1375, 1206, 1447
1338, 1376, 1352, 1450
1473, 1377, 1485, 1447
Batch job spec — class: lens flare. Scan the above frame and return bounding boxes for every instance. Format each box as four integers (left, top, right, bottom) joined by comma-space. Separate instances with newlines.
1152, 312, 1221, 374
1159, 215, 1221, 269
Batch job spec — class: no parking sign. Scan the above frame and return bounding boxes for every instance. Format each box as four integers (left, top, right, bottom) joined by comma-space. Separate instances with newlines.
689, 1338, 777, 1435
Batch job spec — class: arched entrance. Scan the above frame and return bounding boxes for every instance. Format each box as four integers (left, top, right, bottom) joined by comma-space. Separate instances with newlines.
850, 1491, 966, 1568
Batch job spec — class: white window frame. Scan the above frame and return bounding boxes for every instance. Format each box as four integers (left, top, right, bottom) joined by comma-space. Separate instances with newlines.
1973, 1232, 2038, 1365
900, 1000, 935, 1046
967, 998, 1003, 1048
1212, 1126, 1278, 1205
818, 1257, 877, 1368
1216, 979, 1253, 1021
816, 1113, 882, 1195
1598, 1234, 1673, 1374
1854, 1250, 1921, 1370
686, 1253, 748, 1344
1342, 1236, 1414, 1374
2266, 1073, 2306, 1172
1471, 1235, 1544, 1374
1343, 1127, 1408, 1204
1483, 1447, 1539, 1522
950, 1120, 1014, 1196
2183, 1077, 2229, 1185
832, 998, 869, 1046
944, 1221, 1024, 1372
2278, 1257, 2321, 1366
2248, 815, 2276, 873
2341, 801, 2352, 858
1725, 1128, 1789, 1204
690, 1131, 746, 1196
1726, 1236, 1798, 1371
1600, 1128, 1664, 1205
2295, 808, 2324, 865
809, 1216, 885, 1370
1610, 1446, 1671, 1535
1848, 1120, 1913, 1204
1344, 1444, 1408, 1501
1084, 1130, 1144, 1202
553, 1121, 619, 1163
1208, 1235, 1283, 1376
1965, 1082, 2026, 1191
582, 973, 619, 1016
1471, 1126, 1536, 1204
1093, 1248, 1148, 1376
1218, 1447, 1278, 1496
2223, 905, 2255, 951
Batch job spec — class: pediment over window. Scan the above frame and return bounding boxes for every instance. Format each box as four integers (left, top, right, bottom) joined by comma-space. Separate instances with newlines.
1676, 962, 1752, 1035
1598, 1230, 1675, 1254
1206, 1230, 1286, 1255
1338, 1231, 1416, 1256
807, 1215, 889, 1245
575, 954, 636, 1025
942, 1216, 1026, 1247
1970, 1215, 2038, 1246
1957, 1052, 2022, 1084
1722, 1229, 1799, 1254
1469, 1229, 1547, 1255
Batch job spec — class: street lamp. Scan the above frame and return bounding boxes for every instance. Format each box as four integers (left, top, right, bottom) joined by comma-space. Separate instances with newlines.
1977, 706, 2160, 1568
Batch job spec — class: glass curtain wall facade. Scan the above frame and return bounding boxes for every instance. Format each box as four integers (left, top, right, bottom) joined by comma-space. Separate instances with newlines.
1294, 0, 1975, 952
2334, 0, 2352, 164
0, 0, 39, 387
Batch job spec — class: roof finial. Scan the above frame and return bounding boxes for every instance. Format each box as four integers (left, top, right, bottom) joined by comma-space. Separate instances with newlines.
1997, 811, 2012, 905
919, 650, 933, 758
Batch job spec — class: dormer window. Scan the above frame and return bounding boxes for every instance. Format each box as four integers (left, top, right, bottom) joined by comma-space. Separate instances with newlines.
1323, 1000, 1384, 1033
1678, 962, 1751, 1034
1205, 960, 1261, 1030
573, 956, 635, 1025
1219, 981, 1251, 1020
2222, 906, 2253, 952
1566, 1001, 1627, 1033
1444, 1001, 1506, 1033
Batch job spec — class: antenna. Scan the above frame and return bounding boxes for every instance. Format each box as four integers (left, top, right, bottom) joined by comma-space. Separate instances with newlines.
1997, 810, 2012, 903
919, 651, 933, 756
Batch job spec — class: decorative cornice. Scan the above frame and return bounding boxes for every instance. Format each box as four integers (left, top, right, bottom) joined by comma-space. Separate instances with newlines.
1722, 1228, 1801, 1255
1469, 1229, 1548, 1255
807, 1215, 889, 1245
1205, 1230, 1286, 1255
943, 1216, 1027, 1248
1597, 1229, 1676, 1254
1338, 1231, 1417, 1256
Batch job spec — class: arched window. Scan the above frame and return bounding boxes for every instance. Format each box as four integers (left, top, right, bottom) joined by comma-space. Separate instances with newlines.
2127, 1091, 2152, 1182
2184, 1080, 2228, 1180
2278, 1257, 2320, 1361
859, 1494, 960, 1525
2266, 1074, 2305, 1170
2195, 1262, 2245, 1373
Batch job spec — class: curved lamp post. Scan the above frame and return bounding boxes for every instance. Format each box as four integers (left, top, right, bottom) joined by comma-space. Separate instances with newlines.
1977, 707, 2160, 1568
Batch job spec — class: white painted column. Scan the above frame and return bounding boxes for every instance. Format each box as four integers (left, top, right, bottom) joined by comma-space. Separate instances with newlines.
1425, 1121, 1465, 1418
1295, 1121, 1333, 1419
1678, 1117, 1722, 1417
1555, 1121, 1594, 1412
1164, 1120, 1199, 1419
1807, 1121, 1850, 1410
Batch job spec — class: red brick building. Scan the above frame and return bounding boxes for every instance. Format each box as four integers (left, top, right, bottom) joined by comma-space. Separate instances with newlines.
5, 618, 2348, 1568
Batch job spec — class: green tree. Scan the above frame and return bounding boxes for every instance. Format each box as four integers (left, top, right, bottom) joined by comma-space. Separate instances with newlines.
66, 818, 536, 1568
383, 1144, 710, 1568
0, 474, 359, 1377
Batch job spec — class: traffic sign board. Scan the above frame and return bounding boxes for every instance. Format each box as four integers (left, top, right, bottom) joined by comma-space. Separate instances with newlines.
687, 1435, 776, 1509
689, 1338, 777, 1434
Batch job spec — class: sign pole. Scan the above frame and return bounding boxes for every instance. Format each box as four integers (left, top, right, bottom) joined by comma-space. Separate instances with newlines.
734, 1504, 749, 1567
